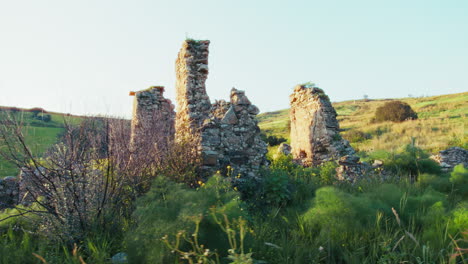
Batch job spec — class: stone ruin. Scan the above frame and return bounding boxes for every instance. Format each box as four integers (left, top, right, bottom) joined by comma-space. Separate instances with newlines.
0, 39, 267, 209
128, 42, 367, 182
130, 39, 267, 178
3, 40, 404, 209
199, 88, 268, 177
289, 84, 365, 182
431, 147, 468, 171
175, 40, 211, 137
289, 84, 355, 166
129, 86, 175, 154
0, 176, 18, 209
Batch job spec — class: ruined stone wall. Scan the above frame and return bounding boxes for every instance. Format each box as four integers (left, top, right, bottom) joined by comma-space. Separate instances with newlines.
200, 88, 268, 177
0, 176, 19, 209
431, 147, 468, 171
173, 40, 267, 177
125, 40, 267, 178
289, 84, 355, 166
130, 86, 175, 152
175, 40, 211, 138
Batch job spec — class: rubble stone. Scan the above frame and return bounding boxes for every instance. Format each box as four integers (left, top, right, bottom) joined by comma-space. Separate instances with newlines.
277, 143, 291, 156
197, 88, 268, 177
431, 147, 468, 171
335, 155, 369, 183
0, 176, 19, 209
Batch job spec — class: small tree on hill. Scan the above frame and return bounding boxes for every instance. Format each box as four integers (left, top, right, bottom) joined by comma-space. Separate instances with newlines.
372, 101, 417, 123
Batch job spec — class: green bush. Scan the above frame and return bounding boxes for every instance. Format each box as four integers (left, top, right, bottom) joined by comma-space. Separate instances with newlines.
292, 182, 455, 263
262, 170, 292, 207
235, 168, 293, 216
318, 161, 338, 185
373, 141, 441, 180
373, 100, 418, 123
301, 187, 372, 241
268, 153, 320, 208
448, 202, 468, 235
344, 130, 372, 143
260, 134, 287, 146
126, 175, 244, 263
450, 164, 468, 198
418, 173, 452, 193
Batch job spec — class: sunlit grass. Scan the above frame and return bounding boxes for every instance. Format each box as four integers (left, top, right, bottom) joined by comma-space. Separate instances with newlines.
259, 92, 468, 153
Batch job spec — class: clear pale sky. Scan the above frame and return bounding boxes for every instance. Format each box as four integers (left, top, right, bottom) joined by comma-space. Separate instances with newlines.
0, 0, 467, 118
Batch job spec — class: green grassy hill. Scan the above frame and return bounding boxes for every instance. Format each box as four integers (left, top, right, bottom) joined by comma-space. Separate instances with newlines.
258, 92, 468, 153
0, 108, 83, 176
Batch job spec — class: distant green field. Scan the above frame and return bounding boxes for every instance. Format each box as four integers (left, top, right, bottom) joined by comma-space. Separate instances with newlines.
0, 110, 82, 177
259, 92, 468, 153
257, 109, 290, 139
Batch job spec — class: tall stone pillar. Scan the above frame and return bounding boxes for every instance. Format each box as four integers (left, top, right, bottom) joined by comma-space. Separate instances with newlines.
175, 39, 211, 138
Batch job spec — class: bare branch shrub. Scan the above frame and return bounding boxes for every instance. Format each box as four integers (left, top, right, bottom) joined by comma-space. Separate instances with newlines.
127, 109, 201, 188
0, 109, 202, 242
0, 114, 133, 242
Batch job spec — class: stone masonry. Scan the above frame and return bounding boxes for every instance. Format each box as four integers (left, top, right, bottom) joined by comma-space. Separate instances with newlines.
431, 147, 468, 171
173, 40, 267, 177
127, 39, 267, 178
335, 155, 371, 183
289, 84, 355, 167
199, 88, 268, 177
130, 86, 175, 153
175, 40, 211, 138
0, 176, 19, 209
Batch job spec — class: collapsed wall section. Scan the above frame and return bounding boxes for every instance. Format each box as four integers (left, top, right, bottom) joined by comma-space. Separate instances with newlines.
289, 84, 355, 166
200, 88, 268, 177
431, 147, 468, 171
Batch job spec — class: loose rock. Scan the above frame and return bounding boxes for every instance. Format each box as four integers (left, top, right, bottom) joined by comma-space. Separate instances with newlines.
431, 147, 468, 171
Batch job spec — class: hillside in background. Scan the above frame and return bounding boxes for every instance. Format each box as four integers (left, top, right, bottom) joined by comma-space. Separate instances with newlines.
258, 92, 468, 153
1, 92, 466, 176
0, 108, 83, 176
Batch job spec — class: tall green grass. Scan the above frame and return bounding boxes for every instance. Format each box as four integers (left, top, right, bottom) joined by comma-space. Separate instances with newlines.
123, 153, 468, 263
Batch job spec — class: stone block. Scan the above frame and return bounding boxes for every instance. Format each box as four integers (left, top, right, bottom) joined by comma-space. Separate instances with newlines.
202, 151, 218, 166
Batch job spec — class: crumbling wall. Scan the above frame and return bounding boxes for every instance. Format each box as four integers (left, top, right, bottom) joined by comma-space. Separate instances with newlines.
126, 40, 267, 178
173, 40, 267, 177
130, 86, 175, 152
289, 84, 355, 166
0, 176, 19, 209
200, 88, 268, 177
